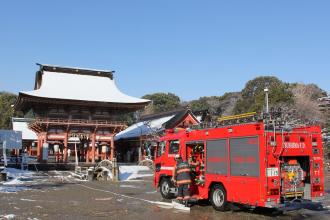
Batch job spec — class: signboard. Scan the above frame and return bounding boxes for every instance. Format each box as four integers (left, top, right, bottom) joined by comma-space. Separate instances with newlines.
0, 130, 22, 149
96, 136, 112, 141
47, 134, 65, 140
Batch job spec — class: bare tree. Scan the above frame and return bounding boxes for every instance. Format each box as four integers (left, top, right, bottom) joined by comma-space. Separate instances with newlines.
291, 84, 326, 124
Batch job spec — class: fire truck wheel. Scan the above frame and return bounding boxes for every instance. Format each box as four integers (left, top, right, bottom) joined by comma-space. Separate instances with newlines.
160, 178, 175, 199
210, 184, 227, 211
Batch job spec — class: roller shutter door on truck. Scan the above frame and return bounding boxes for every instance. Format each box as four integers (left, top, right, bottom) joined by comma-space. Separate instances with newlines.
206, 139, 228, 175
229, 136, 261, 203
230, 136, 260, 177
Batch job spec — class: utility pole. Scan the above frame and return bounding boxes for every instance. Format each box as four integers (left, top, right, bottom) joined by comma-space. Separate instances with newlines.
264, 87, 269, 114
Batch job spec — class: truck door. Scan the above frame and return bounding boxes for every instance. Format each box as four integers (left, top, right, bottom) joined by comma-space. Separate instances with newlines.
155, 141, 166, 172
154, 139, 180, 174
228, 136, 260, 204
167, 140, 180, 168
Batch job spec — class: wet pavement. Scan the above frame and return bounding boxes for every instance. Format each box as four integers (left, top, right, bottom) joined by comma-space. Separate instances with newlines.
1, 171, 330, 220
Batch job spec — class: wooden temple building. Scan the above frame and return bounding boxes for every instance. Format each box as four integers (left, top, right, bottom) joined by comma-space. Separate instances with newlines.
14, 64, 150, 163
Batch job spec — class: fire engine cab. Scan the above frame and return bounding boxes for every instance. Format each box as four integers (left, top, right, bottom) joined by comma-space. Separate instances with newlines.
153, 116, 325, 211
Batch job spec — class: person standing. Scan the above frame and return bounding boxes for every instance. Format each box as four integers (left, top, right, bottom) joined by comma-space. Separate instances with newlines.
172, 154, 192, 204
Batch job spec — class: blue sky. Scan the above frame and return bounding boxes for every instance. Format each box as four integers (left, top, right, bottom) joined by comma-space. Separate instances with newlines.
0, 1, 329, 101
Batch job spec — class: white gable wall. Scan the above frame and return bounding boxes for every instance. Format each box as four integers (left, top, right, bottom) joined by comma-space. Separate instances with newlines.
12, 119, 37, 140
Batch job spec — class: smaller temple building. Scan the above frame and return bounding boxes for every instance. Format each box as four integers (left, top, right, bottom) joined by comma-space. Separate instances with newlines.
14, 64, 150, 163
115, 108, 199, 163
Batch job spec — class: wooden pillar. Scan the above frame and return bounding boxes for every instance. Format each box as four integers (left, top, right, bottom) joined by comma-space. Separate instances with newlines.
85, 150, 89, 163
91, 133, 96, 164
86, 142, 89, 163
37, 133, 46, 162
110, 136, 114, 160
37, 135, 42, 161
63, 133, 68, 163
29, 142, 33, 156
95, 137, 99, 161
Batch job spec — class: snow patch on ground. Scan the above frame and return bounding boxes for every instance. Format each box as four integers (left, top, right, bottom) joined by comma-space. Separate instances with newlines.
0, 168, 43, 193
119, 166, 152, 181
119, 184, 141, 189
95, 197, 113, 201
0, 168, 82, 193
0, 165, 152, 193
0, 214, 16, 219
48, 170, 88, 182
0, 168, 54, 194
3, 178, 24, 185
20, 198, 37, 202
0, 186, 30, 193
4, 168, 35, 178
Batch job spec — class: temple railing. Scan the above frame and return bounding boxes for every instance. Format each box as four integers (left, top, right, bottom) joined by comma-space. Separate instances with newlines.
28, 118, 127, 131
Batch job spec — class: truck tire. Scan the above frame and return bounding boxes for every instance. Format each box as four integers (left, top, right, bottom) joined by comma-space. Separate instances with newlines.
210, 184, 227, 211
160, 178, 175, 199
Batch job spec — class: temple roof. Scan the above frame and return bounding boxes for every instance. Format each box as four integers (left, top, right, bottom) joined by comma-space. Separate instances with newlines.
15, 64, 150, 112
115, 109, 200, 140
163, 109, 199, 129
114, 115, 175, 141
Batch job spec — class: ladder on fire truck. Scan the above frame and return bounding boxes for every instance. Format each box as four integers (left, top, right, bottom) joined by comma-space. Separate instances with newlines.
217, 112, 257, 124
195, 112, 259, 129
217, 112, 258, 126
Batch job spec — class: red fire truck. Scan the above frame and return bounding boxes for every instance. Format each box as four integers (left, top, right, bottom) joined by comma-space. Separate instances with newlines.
153, 117, 325, 211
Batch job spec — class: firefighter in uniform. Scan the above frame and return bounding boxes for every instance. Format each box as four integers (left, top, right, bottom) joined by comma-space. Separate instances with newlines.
172, 154, 192, 204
